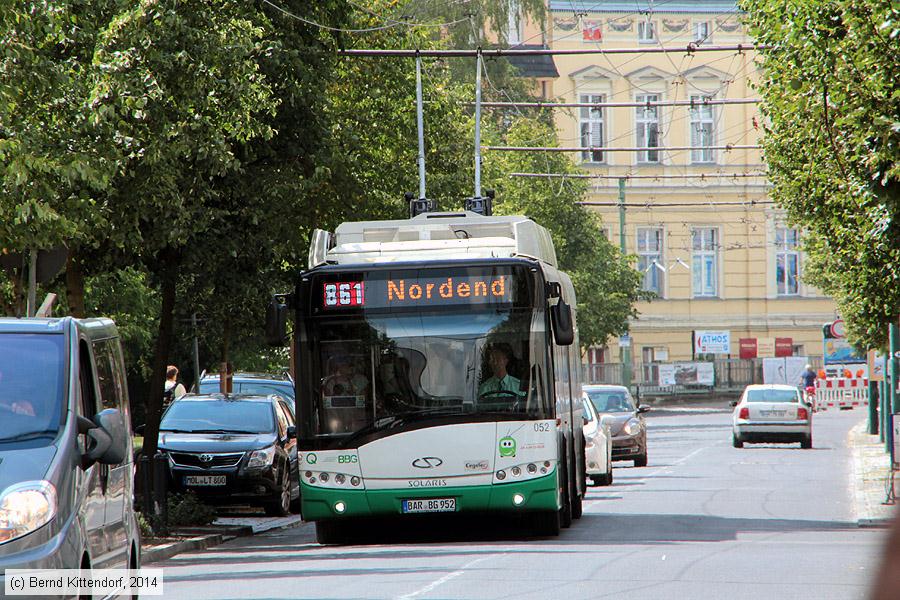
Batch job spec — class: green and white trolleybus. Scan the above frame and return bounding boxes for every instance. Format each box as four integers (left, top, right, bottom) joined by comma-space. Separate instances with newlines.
268, 210, 586, 543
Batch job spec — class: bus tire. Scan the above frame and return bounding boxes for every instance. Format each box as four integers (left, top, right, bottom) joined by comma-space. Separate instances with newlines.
571, 438, 584, 520
559, 445, 573, 529
531, 510, 561, 537
315, 520, 345, 545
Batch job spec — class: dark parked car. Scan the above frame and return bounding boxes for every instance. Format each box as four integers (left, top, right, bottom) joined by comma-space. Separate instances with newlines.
197, 372, 295, 405
584, 384, 650, 467
157, 394, 300, 516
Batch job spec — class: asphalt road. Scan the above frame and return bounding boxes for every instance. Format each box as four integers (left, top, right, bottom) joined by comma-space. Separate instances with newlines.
157, 405, 887, 600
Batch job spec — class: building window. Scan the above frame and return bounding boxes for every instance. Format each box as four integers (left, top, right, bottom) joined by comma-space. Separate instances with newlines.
507, 0, 522, 45
776, 227, 800, 295
693, 21, 711, 44
637, 227, 664, 295
690, 96, 715, 163
638, 20, 656, 43
692, 227, 718, 297
580, 94, 605, 163
635, 94, 660, 163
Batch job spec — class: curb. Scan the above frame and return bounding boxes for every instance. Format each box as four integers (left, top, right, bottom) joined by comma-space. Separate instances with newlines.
141, 518, 306, 564
142, 532, 234, 564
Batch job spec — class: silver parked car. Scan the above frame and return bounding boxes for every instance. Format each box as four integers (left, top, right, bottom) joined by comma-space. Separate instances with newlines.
731, 384, 813, 449
0, 317, 140, 596
584, 384, 649, 467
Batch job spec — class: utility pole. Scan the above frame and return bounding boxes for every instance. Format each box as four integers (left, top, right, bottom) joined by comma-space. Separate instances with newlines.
618, 178, 632, 390
415, 53, 426, 200
26, 249, 37, 317
191, 313, 201, 392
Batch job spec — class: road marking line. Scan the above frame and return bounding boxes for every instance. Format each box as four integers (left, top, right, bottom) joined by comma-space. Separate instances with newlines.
395, 554, 501, 600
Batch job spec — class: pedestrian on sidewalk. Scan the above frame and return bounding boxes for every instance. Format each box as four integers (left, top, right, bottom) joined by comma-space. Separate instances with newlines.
164, 365, 187, 409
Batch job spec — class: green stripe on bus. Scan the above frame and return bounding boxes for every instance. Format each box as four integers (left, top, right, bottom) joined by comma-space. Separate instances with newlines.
300, 469, 559, 521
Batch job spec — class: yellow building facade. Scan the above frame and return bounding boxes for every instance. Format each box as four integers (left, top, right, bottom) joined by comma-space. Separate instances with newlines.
514, 1, 838, 368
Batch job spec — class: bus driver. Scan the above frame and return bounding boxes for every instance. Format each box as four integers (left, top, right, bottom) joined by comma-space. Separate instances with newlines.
479, 344, 524, 397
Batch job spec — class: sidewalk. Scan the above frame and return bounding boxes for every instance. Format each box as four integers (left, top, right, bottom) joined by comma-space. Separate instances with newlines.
141, 514, 304, 564
850, 420, 898, 528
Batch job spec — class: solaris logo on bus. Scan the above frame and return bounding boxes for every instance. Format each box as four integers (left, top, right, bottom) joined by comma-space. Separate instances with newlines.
499, 436, 517, 457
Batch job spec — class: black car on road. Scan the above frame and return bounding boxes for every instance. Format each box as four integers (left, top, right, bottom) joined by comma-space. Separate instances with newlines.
157, 394, 301, 516
197, 372, 295, 405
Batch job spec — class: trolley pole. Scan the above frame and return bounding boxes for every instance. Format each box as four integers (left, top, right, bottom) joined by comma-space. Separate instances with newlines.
415, 53, 426, 200
618, 178, 632, 390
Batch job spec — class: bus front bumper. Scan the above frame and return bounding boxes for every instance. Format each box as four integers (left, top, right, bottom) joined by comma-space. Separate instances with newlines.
300, 470, 558, 521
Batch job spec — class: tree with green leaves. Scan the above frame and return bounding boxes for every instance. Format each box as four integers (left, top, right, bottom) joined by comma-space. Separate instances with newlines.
742, 0, 900, 350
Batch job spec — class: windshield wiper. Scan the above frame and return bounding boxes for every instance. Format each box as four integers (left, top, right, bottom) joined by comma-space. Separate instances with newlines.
182, 429, 260, 434
0, 429, 58, 443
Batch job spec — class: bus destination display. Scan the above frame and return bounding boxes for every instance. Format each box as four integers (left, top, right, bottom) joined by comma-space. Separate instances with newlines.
318, 270, 521, 311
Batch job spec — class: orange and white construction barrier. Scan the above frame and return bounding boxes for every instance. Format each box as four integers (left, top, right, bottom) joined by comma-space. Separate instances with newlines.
814, 377, 869, 410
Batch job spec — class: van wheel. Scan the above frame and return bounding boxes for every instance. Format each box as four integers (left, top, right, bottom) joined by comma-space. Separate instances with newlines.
79, 555, 91, 600
264, 467, 291, 517
129, 546, 140, 600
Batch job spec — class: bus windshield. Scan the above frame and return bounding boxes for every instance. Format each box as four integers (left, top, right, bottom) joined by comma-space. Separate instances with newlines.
309, 308, 549, 439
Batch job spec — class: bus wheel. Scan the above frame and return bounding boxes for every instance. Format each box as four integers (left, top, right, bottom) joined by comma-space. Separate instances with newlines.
571, 438, 585, 520
531, 510, 561, 537
559, 448, 573, 529
315, 520, 346, 545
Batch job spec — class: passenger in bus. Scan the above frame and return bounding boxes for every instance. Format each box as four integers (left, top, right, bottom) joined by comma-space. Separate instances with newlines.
479, 344, 525, 397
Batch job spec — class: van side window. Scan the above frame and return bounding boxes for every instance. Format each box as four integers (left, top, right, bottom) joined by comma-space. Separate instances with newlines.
78, 339, 99, 421
93, 339, 120, 410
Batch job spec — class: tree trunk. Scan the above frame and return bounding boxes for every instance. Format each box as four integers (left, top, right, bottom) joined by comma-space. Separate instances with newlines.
66, 252, 86, 318
142, 249, 179, 459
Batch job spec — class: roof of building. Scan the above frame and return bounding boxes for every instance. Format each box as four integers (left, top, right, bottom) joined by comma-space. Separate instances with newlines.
506, 44, 559, 78
549, 0, 740, 13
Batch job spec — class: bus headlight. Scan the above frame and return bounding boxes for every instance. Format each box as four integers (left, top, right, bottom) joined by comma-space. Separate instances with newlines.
512, 493, 525, 506
496, 470, 507, 481
334, 501, 346, 514
0, 481, 57, 544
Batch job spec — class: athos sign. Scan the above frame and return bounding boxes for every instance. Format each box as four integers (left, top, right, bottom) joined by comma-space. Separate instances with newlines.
694, 330, 731, 355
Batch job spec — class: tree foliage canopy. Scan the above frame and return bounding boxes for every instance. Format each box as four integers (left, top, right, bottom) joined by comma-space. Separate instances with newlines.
742, 0, 900, 349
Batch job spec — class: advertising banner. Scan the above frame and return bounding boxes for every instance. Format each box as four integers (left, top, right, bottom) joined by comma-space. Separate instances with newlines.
763, 356, 809, 385
823, 337, 866, 364
658, 362, 715, 386
694, 330, 731, 355
868, 350, 886, 382
775, 337, 793, 357
739, 338, 757, 359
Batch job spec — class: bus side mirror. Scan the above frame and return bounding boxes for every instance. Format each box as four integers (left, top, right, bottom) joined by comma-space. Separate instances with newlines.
266, 296, 289, 347
551, 300, 575, 346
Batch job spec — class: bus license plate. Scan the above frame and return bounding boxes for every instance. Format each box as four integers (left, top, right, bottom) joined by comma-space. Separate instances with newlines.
402, 498, 456, 513
184, 475, 226, 486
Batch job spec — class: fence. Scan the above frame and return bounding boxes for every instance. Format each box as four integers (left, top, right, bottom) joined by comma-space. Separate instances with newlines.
584, 357, 825, 398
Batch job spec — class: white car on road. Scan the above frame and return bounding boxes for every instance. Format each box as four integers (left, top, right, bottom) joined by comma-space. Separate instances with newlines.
582, 394, 613, 485
732, 384, 813, 449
